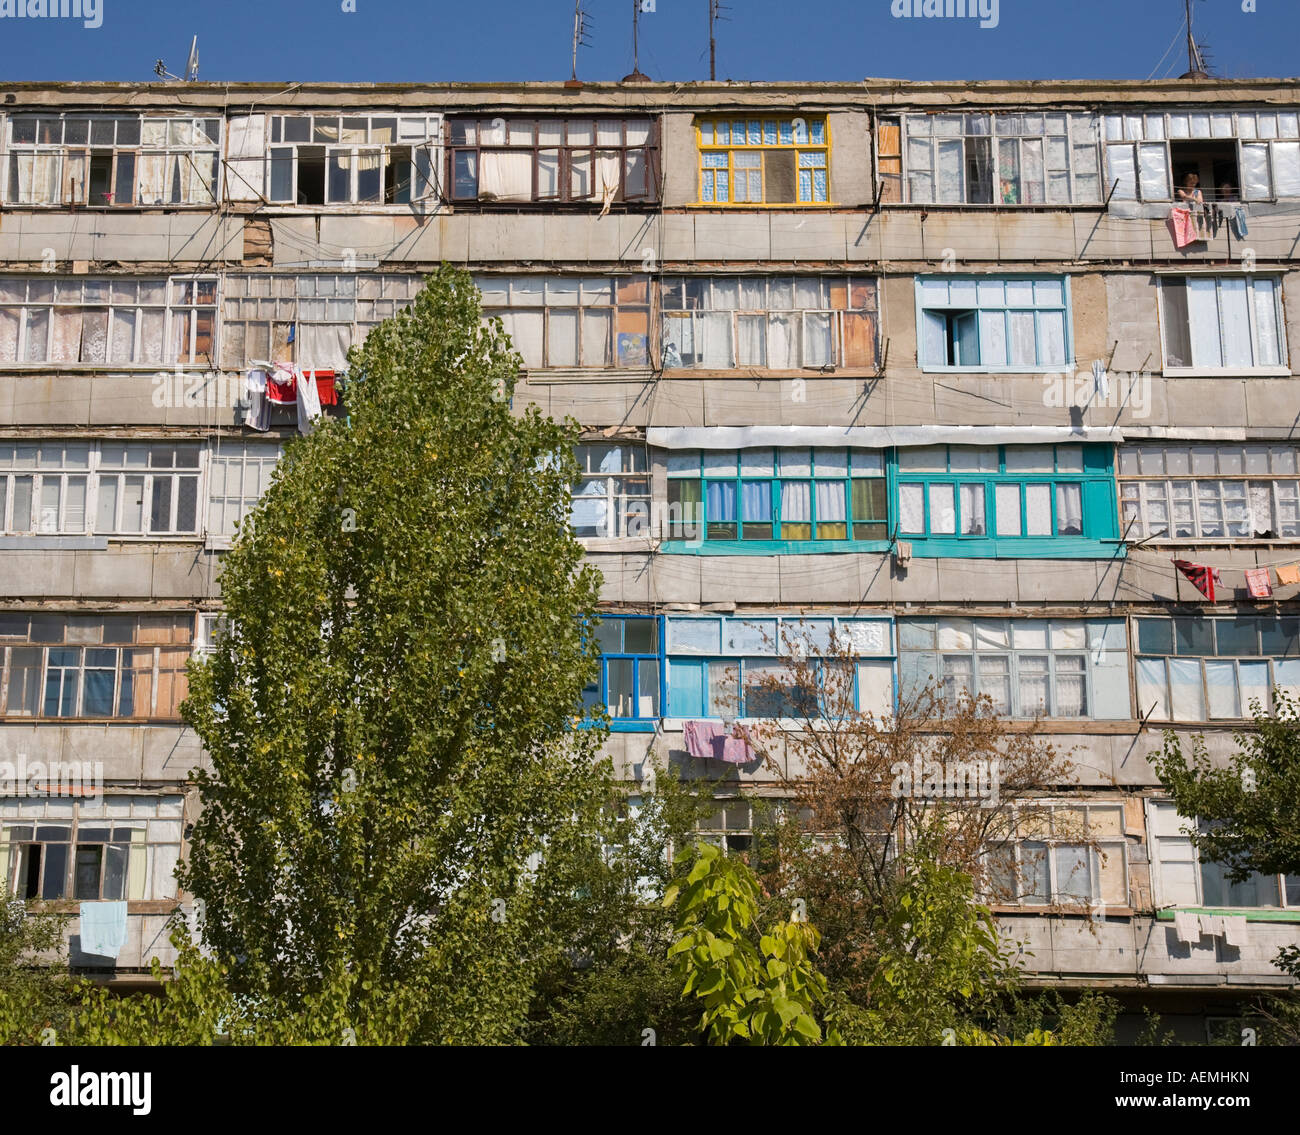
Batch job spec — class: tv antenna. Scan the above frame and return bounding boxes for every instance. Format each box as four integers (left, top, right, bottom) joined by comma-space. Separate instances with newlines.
154, 35, 200, 82
708, 0, 730, 82
570, 2, 593, 83
624, 0, 650, 83
1180, 0, 1212, 79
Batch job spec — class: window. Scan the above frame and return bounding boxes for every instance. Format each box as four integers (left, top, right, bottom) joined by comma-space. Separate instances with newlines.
0, 441, 90, 535
664, 614, 894, 720
448, 117, 656, 204
895, 443, 1115, 548
96, 443, 200, 536
570, 444, 650, 539
476, 276, 651, 370
917, 277, 1070, 370
697, 117, 829, 204
695, 798, 786, 857
1103, 109, 1300, 202
0, 613, 192, 720
1134, 615, 1300, 722
0, 796, 183, 902
5, 114, 220, 206
660, 276, 879, 370
666, 448, 887, 547
221, 273, 423, 369
0, 276, 217, 367
207, 440, 281, 540
898, 617, 1131, 719
194, 613, 230, 660
581, 615, 659, 727
987, 803, 1127, 907
1119, 444, 1300, 541
267, 114, 439, 205
1148, 801, 1300, 910
1158, 276, 1286, 373
899, 112, 1101, 205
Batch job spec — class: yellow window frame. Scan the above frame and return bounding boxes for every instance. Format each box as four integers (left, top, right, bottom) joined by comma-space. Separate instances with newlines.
695, 116, 832, 207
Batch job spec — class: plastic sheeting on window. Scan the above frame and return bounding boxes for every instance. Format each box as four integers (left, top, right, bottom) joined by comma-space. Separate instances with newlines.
1105, 143, 1137, 200
929, 483, 956, 534
1025, 483, 1052, 535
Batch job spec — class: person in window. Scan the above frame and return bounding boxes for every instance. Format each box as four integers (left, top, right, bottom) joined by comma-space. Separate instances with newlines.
1177, 171, 1208, 238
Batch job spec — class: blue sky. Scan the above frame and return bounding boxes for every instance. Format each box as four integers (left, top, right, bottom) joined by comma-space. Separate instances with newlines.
0, 0, 1296, 84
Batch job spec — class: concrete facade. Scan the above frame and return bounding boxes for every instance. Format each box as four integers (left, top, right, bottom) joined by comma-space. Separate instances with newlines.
0, 77, 1296, 1025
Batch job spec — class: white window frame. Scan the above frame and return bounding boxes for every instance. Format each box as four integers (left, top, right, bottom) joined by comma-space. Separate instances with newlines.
986, 801, 1127, 908
265, 113, 441, 207
571, 443, 650, 540
1156, 273, 1289, 377
1147, 800, 1300, 910
1119, 443, 1300, 541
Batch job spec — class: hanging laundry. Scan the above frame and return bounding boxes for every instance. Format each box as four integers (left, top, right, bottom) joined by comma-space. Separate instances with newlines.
1245, 567, 1273, 599
312, 369, 339, 407
1173, 559, 1221, 601
295, 363, 322, 436
1276, 562, 1300, 587
266, 362, 297, 404
1091, 359, 1109, 401
1231, 206, 1249, 239
720, 724, 757, 765
244, 367, 271, 431
287, 322, 296, 344
683, 720, 724, 761
1168, 206, 1199, 249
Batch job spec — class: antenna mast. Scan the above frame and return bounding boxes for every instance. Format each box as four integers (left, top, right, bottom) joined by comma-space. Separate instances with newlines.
571, 1, 593, 82
1182, 0, 1209, 78
709, 0, 717, 81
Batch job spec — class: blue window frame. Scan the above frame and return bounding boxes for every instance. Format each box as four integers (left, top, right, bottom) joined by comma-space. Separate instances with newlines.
892, 443, 1120, 558
663, 614, 895, 720
915, 276, 1071, 372
581, 615, 660, 732
664, 447, 889, 554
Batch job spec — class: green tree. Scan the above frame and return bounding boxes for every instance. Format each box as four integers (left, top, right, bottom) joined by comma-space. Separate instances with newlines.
0, 900, 77, 1045
1153, 693, 1300, 882
666, 844, 839, 1046
178, 263, 611, 1044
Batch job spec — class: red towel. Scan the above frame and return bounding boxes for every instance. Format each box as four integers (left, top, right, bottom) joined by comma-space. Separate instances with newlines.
266, 364, 296, 403
314, 373, 339, 406
1173, 559, 1220, 601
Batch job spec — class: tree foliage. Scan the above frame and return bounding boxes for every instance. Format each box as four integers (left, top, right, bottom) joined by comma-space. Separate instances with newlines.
178, 263, 611, 1043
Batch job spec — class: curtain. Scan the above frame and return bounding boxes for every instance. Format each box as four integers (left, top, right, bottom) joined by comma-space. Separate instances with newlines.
581, 308, 612, 367
50, 309, 81, 362
698, 312, 733, 368
1008, 311, 1037, 365
815, 480, 846, 525
501, 311, 544, 368
1186, 278, 1223, 367
1241, 143, 1272, 200
978, 655, 1011, 712
929, 483, 956, 534
707, 481, 736, 522
959, 483, 985, 535
979, 310, 1007, 367
299, 324, 352, 370
547, 309, 579, 367
781, 481, 811, 539
803, 312, 832, 367
479, 151, 533, 201
137, 153, 167, 204
0, 308, 18, 361
767, 313, 797, 368
741, 481, 770, 523
1016, 655, 1050, 715
936, 139, 963, 203
1054, 657, 1087, 715
1218, 278, 1253, 367
12, 152, 61, 204
1136, 658, 1170, 719
1204, 660, 1239, 719
1252, 278, 1282, 366
594, 151, 621, 199
624, 149, 649, 198
1055, 483, 1083, 535
736, 315, 766, 366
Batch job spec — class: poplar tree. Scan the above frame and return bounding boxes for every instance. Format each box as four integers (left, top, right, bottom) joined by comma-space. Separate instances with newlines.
180, 264, 609, 1043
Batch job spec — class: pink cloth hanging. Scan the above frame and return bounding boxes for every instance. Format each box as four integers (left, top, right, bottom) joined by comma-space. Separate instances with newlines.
720, 724, 757, 765
683, 720, 723, 761
1169, 207, 1199, 249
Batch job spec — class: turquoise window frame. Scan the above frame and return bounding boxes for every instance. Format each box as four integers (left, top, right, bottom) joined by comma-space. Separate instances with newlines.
663, 614, 897, 720
663, 447, 890, 556
914, 274, 1074, 374
890, 443, 1122, 559
579, 614, 662, 733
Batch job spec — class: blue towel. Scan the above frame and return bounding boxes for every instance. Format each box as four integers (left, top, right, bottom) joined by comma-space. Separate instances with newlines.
79, 901, 127, 959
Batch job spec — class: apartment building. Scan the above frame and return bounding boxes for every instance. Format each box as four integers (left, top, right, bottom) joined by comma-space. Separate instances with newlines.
0, 77, 1297, 1036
